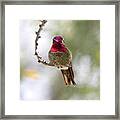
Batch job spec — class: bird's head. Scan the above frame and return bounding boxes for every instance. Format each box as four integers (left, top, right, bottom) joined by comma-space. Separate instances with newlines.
53, 35, 64, 44
50, 35, 67, 52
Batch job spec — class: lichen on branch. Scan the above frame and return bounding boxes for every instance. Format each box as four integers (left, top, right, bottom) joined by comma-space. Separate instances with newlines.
34, 20, 54, 66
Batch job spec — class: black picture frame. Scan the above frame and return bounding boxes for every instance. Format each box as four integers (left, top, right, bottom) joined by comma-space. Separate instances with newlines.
0, 0, 119, 119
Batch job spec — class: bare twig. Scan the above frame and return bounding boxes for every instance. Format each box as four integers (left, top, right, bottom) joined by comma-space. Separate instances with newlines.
34, 20, 54, 66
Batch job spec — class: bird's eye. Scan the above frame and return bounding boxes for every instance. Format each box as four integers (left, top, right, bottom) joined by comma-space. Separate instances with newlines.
53, 37, 56, 40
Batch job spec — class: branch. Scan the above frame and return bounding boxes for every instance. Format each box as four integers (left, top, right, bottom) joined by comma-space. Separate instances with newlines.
34, 20, 54, 66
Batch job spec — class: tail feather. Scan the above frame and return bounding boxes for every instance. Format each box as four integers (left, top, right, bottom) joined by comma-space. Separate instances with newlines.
61, 67, 76, 85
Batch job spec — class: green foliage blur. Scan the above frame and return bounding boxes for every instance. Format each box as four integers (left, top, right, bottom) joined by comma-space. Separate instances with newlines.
20, 20, 100, 100
50, 20, 100, 66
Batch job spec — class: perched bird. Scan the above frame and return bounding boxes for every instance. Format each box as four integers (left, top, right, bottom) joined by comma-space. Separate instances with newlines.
48, 35, 76, 85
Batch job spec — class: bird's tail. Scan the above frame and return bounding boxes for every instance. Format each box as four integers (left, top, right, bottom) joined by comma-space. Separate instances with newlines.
61, 67, 76, 85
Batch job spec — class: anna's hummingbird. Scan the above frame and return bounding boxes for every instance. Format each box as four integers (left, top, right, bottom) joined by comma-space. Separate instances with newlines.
48, 35, 76, 85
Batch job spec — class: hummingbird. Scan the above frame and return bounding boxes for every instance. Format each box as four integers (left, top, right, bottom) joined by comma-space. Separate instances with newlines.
48, 35, 76, 85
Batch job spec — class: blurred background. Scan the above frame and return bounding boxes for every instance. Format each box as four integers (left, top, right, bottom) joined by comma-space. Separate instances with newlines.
20, 20, 100, 100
